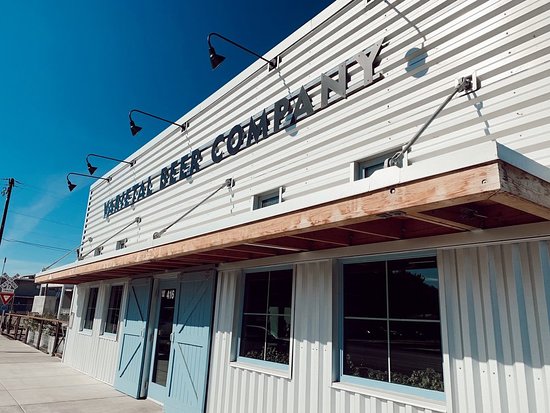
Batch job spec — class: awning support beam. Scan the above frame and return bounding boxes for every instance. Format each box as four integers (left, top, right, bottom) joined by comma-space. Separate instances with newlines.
153, 178, 235, 239
386, 75, 478, 167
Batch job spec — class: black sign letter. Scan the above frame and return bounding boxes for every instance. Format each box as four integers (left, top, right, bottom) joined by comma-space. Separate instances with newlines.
273, 97, 290, 133
226, 124, 244, 155
211, 134, 225, 163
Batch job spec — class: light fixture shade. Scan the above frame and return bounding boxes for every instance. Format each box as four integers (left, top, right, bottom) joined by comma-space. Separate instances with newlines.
67, 179, 77, 192
130, 120, 142, 136
209, 46, 225, 69
86, 161, 97, 175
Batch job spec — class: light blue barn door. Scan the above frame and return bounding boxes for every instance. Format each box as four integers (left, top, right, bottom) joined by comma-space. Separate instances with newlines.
114, 278, 152, 398
164, 272, 216, 413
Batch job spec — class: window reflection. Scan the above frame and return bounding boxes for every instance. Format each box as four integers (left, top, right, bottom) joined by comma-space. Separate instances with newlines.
343, 256, 444, 392
152, 288, 176, 387
239, 269, 293, 365
83, 287, 98, 330
104, 285, 123, 334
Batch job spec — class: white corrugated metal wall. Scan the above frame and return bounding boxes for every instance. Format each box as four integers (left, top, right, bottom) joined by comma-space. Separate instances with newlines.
207, 262, 445, 413
73, 0, 550, 261
438, 241, 550, 413
207, 239, 550, 413
63, 281, 127, 384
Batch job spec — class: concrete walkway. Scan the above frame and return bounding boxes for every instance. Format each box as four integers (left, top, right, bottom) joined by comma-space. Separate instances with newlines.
0, 335, 162, 413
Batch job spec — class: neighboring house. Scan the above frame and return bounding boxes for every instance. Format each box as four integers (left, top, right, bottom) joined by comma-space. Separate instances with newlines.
0, 275, 73, 317
32, 283, 73, 319
36, 1, 550, 413
1, 275, 40, 313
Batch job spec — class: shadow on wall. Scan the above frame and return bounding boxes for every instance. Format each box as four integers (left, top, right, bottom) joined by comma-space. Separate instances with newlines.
405, 47, 429, 78
383, 0, 429, 79
440, 241, 550, 411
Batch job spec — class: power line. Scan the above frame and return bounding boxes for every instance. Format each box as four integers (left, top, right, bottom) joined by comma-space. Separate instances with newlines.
3, 238, 72, 252
10, 210, 82, 229
14, 181, 67, 199
10, 228, 81, 244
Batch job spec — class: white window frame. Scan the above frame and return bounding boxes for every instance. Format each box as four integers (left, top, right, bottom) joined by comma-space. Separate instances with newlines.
80, 285, 100, 334
350, 149, 408, 181
100, 283, 125, 339
337, 251, 445, 402
232, 265, 295, 376
116, 238, 128, 250
251, 187, 285, 210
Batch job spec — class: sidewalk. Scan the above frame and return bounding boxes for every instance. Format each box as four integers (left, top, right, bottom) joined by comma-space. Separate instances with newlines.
0, 335, 162, 413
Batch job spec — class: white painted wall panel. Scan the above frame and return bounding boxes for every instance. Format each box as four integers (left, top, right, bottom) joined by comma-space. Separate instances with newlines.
438, 240, 550, 413
64, 0, 550, 273
63, 280, 126, 384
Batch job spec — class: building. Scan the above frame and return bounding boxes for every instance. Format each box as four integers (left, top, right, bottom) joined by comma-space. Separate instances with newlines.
0, 275, 40, 314
36, 1, 550, 412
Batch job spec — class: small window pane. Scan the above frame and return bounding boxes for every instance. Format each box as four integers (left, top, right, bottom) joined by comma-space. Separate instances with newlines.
267, 270, 292, 316
261, 196, 278, 208
116, 239, 127, 250
360, 161, 385, 179
254, 189, 281, 210
265, 314, 291, 364
356, 151, 402, 181
83, 287, 98, 330
388, 257, 440, 320
239, 314, 267, 361
104, 285, 124, 334
343, 319, 388, 380
242, 272, 269, 314
389, 321, 444, 391
344, 261, 386, 318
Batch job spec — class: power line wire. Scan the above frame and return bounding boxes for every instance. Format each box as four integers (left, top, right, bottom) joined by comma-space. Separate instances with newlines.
14, 181, 67, 199
9, 210, 81, 229
3, 238, 72, 252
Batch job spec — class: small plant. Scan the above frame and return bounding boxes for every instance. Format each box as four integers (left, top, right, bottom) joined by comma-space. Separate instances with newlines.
396, 368, 444, 391
22, 317, 39, 332
43, 323, 58, 336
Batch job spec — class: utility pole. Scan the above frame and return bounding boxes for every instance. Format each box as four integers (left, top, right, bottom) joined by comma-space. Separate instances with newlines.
0, 178, 15, 247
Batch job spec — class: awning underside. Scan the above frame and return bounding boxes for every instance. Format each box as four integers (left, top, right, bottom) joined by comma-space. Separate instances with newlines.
36, 160, 550, 284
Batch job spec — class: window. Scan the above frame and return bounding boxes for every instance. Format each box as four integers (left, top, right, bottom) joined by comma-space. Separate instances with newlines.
103, 285, 124, 335
116, 238, 127, 250
93, 246, 103, 256
252, 187, 284, 210
239, 268, 293, 367
82, 287, 99, 331
353, 149, 405, 181
342, 255, 443, 394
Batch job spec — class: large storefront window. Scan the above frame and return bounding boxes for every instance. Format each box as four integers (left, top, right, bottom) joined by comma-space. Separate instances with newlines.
342, 255, 443, 393
239, 268, 293, 367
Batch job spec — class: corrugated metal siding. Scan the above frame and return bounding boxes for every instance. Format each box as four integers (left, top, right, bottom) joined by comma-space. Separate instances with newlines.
438, 240, 550, 413
75, 0, 550, 261
207, 262, 441, 413
63, 281, 126, 384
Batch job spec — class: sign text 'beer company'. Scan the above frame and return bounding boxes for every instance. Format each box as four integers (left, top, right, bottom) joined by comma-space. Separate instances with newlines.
103, 39, 385, 218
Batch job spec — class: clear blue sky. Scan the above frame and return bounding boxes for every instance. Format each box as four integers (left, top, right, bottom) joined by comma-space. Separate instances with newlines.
0, 0, 334, 276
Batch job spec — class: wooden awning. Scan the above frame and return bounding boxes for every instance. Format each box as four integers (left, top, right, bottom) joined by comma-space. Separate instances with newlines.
35, 158, 550, 284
